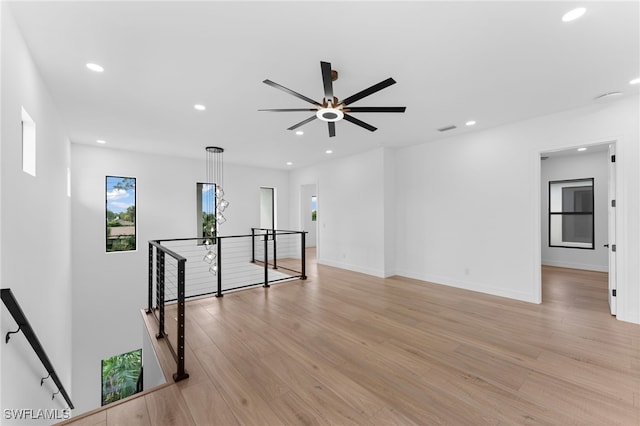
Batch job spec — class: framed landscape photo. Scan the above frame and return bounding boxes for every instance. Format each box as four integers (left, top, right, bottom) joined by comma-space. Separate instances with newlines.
106, 176, 136, 252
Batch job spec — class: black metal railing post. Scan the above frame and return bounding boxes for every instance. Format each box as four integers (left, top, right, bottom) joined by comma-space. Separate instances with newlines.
251, 228, 256, 263
263, 234, 270, 288
156, 249, 165, 339
147, 242, 153, 314
301, 232, 307, 280
173, 258, 189, 382
272, 228, 278, 270
215, 236, 223, 297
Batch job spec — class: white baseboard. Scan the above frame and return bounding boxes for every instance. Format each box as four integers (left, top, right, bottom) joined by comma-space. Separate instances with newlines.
394, 269, 538, 304
541, 260, 608, 272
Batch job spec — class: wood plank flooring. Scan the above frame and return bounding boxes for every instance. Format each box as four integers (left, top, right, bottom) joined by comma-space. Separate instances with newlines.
62, 252, 640, 425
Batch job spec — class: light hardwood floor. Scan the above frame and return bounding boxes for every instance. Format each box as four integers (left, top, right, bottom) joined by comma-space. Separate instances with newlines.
62, 251, 640, 425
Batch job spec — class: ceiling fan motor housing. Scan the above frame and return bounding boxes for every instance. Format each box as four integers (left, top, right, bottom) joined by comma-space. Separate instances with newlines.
316, 107, 344, 122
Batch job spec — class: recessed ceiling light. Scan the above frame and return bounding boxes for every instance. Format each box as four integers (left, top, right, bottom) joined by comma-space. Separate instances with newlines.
286, 161, 293, 166
630, 77, 640, 85
562, 7, 586, 22
194, 104, 206, 111
96, 139, 106, 144
295, 130, 304, 136
465, 120, 476, 126
325, 150, 333, 154
577, 147, 587, 152
86, 63, 104, 73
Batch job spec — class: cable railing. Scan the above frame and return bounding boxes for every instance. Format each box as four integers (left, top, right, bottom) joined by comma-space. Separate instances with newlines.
1, 288, 74, 409
147, 229, 307, 381
146, 241, 189, 382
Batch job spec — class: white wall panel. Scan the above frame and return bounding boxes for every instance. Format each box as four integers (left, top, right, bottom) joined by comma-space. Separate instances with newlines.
1, 4, 73, 421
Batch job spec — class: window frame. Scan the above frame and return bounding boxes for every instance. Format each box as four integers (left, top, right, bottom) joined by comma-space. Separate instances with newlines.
196, 182, 216, 241
105, 176, 137, 253
548, 177, 595, 250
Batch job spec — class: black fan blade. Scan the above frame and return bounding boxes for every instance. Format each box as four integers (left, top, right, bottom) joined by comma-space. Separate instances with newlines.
263, 79, 320, 106
321, 61, 334, 101
341, 78, 396, 106
343, 114, 377, 132
328, 121, 336, 137
259, 108, 318, 112
346, 106, 406, 113
287, 115, 317, 131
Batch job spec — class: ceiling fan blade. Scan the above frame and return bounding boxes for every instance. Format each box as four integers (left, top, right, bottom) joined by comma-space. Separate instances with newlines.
263, 79, 320, 106
328, 121, 336, 137
259, 108, 318, 112
321, 61, 334, 101
343, 114, 377, 132
346, 106, 406, 113
341, 78, 397, 106
287, 115, 317, 131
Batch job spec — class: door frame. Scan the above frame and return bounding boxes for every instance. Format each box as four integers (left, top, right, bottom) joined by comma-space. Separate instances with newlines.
299, 182, 319, 253
536, 138, 619, 315
608, 143, 617, 314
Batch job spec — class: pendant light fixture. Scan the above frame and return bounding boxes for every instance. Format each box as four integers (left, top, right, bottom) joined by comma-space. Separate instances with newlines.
203, 146, 229, 275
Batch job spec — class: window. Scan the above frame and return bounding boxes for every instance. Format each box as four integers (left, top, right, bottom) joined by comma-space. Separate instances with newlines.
311, 196, 317, 221
197, 182, 216, 239
549, 178, 594, 249
106, 176, 136, 252
21, 107, 36, 176
101, 348, 142, 406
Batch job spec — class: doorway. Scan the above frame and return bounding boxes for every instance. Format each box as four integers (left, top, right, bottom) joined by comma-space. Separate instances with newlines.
300, 184, 317, 248
260, 187, 275, 230
539, 141, 616, 315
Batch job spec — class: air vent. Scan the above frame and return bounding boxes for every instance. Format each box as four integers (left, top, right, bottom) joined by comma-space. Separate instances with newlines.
437, 125, 457, 132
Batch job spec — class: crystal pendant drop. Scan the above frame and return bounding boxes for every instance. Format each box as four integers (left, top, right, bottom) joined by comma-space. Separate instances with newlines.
203, 250, 216, 264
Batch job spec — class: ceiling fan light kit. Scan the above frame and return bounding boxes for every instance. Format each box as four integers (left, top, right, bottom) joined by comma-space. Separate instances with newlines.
316, 107, 343, 122
260, 61, 406, 137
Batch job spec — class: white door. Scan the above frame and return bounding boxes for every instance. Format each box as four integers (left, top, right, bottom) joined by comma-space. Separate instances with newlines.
607, 144, 617, 315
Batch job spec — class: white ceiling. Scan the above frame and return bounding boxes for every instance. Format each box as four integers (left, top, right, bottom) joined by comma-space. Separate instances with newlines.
7, 1, 639, 170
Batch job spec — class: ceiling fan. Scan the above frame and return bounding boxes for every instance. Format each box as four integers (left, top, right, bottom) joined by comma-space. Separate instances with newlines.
260, 61, 406, 137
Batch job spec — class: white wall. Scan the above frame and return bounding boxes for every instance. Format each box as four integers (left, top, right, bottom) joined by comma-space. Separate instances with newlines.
394, 95, 639, 323
141, 315, 165, 391
0, 2, 4, 413
70, 144, 289, 413
1, 3, 73, 422
289, 96, 638, 324
394, 128, 539, 302
383, 148, 397, 277
541, 151, 609, 271
289, 148, 389, 277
